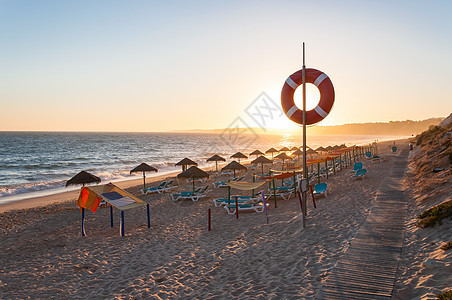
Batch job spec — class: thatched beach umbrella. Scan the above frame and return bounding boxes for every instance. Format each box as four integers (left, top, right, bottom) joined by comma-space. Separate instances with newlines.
325, 146, 334, 152
275, 152, 292, 170
290, 146, 299, 151
265, 147, 278, 159
251, 155, 273, 174
66, 171, 101, 187
175, 158, 198, 172
316, 146, 326, 154
279, 147, 290, 153
250, 150, 264, 158
306, 148, 318, 159
292, 149, 304, 161
206, 155, 226, 172
130, 163, 158, 190
231, 152, 248, 163
222, 161, 247, 177
177, 166, 209, 192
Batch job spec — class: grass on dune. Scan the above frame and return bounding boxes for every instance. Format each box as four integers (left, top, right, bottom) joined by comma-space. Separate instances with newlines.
417, 200, 452, 228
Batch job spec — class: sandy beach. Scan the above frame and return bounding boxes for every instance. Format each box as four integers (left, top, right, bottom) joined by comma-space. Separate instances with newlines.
1, 138, 450, 299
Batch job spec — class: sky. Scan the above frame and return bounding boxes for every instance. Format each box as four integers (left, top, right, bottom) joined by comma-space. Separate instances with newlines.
0, 0, 451, 132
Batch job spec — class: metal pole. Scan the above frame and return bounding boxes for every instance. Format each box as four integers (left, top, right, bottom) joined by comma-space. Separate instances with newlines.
302, 42, 307, 228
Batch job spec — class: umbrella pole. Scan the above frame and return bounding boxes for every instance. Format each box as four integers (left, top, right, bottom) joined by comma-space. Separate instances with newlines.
228, 186, 231, 205
143, 172, 146, 190
192, 178, 195, 193
333, 157, 336, 175
317, 162, 321, 184
325, 159, 328, 179
252, 174, 255, 196
216, 161, 218, 172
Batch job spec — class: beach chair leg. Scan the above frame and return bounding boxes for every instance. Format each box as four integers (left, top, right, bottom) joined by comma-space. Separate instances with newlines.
81, 208, 86, 237
120, 211, 125, 237
147, 203, 150, 228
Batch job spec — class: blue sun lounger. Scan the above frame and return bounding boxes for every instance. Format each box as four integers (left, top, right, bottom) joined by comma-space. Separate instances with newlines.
351, 168, 367, 179
312, 182, 328, 197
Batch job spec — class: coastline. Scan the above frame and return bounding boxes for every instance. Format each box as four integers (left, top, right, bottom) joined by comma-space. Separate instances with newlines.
0, 139, 407, 213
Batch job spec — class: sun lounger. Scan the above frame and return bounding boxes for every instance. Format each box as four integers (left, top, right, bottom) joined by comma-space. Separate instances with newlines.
224, 200, 269, 215
265, 189, 293, 200
171, 186, 209, 202
312, 182, 328, 197
216, 170, 233, 176
351, 168, 367, 179
212, 176, 244, 188
349, 162, 363, 174
142, 180, 167, 194
213, 196, 258, 207
161, 179, 177, 191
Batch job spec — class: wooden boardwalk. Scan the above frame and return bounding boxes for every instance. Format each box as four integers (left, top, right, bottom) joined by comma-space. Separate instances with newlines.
319, 149, 409, 299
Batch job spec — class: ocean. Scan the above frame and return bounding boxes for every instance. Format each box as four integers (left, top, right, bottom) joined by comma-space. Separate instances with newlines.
0, 131, 407, 204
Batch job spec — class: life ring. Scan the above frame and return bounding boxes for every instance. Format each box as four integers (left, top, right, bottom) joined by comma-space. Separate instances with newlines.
281, 68, 334, 125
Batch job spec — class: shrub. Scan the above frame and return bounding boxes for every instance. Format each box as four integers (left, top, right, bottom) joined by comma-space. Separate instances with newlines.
436, 290, 452, 300
417, 200, 452, 228
440, 241, 452, 251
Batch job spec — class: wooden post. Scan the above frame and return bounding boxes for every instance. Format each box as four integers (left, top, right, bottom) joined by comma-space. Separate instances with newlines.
208, 208, 211, 231
272, 177, 277, 208
110, 205, 113, 227
297, 191, 303, 212
147, 203, 150, 228
81, 207, 86, 236
235, 196, 239, 219
120, 211, 125, 237
309, 185, 316, 208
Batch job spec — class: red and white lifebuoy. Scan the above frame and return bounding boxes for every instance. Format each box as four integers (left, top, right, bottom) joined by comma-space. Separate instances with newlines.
281, 68, 334, 125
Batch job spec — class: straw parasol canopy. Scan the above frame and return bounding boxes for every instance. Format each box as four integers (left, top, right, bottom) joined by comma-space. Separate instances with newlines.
324, 146, 334, 152
291, 149, 304, 160
222, 161, 247, 177
316, 146, 326, 153
274, 152, 292, 170
130, 163, 158, 190
307, 148, 318, 155
251, 155, 273, 174
206, 154, 226, 172
177, 166, 209, 192
265, 147, 278, 159
231, 152, 248, 163
279, 147, 290, 153
66, 171, 101, 187
175, 158, 198, 172
290, 146, 299, 151
250, 150, 264, 158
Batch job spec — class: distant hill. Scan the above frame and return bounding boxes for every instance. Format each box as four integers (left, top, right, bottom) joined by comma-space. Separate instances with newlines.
178, 117, 445, 136
307, 118, 444, 136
